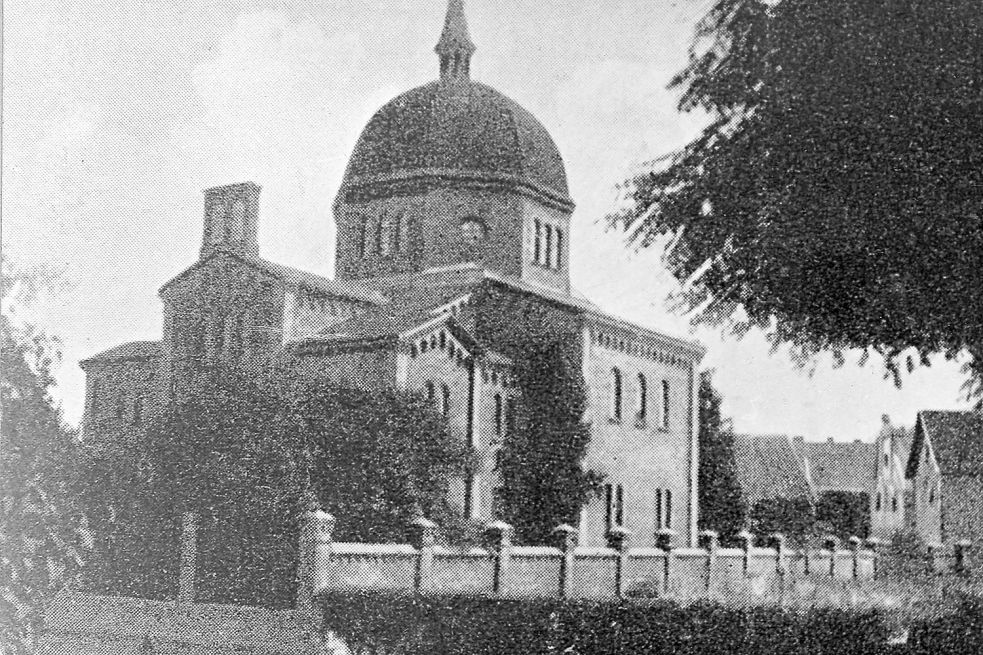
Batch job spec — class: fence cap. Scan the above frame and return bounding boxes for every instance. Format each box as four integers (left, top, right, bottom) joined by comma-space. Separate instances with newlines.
864, 537, 885, 548
484, 520, 514, 534
410, 516, 438, 530
847, 535, 863, 547
552, 523, 578, 536
955, 539, 973, 548
736, 529, 755, 543
697, 529, 719, 539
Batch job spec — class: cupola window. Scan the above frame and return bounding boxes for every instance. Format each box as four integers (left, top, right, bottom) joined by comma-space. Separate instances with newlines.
460, 217, 487, 244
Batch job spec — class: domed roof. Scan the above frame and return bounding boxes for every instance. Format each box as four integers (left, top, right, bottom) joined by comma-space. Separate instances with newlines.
340, 80, 573, 211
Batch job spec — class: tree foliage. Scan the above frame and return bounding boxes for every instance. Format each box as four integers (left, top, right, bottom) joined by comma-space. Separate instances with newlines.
1, 256, 88, 655
81, 367, 471, 606
815, 491, 871, 541
496, 338, 603, 545
612, 0, 983, 400
697, 371, 745, 545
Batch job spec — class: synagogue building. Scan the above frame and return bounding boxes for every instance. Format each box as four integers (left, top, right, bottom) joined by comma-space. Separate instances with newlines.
80, 0, 705, 547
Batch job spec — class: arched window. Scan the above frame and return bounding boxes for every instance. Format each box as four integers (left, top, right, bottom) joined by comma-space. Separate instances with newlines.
358, 216, 369, 257
394, 211, 406, 253
661, 380, 670, 429
544, 224, 553, 266
441, 384, 451, 417
425, 381, 436, 405
534, 220, 542, 263
494, 394, 503, 437
610, 368, 623, 421
376, 212, 392, 256
554, 229, 563, 269
637, 373, 647, 422
665, 490, 673, 528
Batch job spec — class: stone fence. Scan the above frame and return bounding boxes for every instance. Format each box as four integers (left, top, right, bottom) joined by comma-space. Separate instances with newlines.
295, 511, 976, 603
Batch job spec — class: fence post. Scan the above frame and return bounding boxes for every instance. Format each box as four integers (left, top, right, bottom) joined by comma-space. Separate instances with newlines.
486, 520, 514, 595
848, 536, 862, 580
926, 542, 942, 574
697, 530, 719, 597
411, 517, 438, 594
954, 540, 972, 575
296, 503, 335, 637
607, 526, 632, 598
553, 523, 578, 599
177, 510, 199, 605
864, 537, 884, 579
656, 528, 677, 596
737, 529, 754, 578
822, 536, 840, 579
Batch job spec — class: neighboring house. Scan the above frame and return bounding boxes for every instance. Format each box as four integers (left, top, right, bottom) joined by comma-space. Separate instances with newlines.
732, 434, 815, 541
79, 1, 705, 548
871, 415, 913, 539
799, 437, 876, 538
906, 410, 983, 544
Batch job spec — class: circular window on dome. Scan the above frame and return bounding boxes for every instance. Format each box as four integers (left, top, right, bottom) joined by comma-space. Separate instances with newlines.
459, 217, 488, 244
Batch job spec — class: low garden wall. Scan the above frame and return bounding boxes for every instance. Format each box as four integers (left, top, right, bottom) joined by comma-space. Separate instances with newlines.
298, 512, 976, 603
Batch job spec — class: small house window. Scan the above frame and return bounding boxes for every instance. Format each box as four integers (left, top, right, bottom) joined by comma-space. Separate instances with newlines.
425, 381, 436, 405
892, 495, 898, 512
544, 224, 553, 266
534, 220, 542, 263
115, 396, 125, 420
637, 373, 647, 422
441, 384, 451, 418
876, 492, 882, 511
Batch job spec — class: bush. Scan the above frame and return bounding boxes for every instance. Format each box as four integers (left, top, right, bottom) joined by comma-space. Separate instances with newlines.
319, 592, 897, 655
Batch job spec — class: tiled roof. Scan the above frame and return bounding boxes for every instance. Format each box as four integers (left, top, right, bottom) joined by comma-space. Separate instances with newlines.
802, 440, 876, 493
80, 341, 160, 366
911, 410, 983, 478
732, 433, 814, 505
311, 283, 478, 342
158, 248, 386, 305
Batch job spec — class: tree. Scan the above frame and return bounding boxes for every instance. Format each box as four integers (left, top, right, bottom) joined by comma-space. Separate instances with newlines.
815, 491, 871, 540
1, 256, 88, 655
611, 0, 983, 403
496, 338, 603, 545
82, 367, 471, 606
697, 371, 745, 544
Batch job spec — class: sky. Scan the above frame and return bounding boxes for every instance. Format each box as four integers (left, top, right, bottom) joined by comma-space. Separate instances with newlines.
3, 0, 973, 440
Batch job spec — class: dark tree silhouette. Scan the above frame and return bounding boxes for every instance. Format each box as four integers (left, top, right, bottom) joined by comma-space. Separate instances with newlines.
611, 0, 983, 403
697, 371, 745, 544
1, 256, 88, 654
496, 339, 603, 545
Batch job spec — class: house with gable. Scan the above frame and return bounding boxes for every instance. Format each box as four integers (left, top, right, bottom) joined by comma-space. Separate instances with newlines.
906, 410, 983, 544
871, 415, 913, 539
79, 0, 706, 548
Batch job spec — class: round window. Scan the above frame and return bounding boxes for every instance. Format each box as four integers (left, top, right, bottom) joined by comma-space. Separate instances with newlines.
459, 217, 488, 244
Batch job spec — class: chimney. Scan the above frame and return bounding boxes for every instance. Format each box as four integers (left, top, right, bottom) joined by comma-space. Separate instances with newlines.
200, 182, 261, 259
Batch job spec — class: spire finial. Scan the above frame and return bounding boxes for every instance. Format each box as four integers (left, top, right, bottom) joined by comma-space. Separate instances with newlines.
435, 0, 475, 82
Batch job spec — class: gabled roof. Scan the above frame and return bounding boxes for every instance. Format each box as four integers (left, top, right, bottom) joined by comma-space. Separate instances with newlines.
802, 439, 876, 493
311, 283, 477, 342
80, 341, 160, 367
732, 434, 815, 505
158, 248, 386, 305
908, 410, 983, 478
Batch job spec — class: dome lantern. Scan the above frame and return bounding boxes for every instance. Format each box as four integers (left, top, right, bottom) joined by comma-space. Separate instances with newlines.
435, 0, 476, 82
